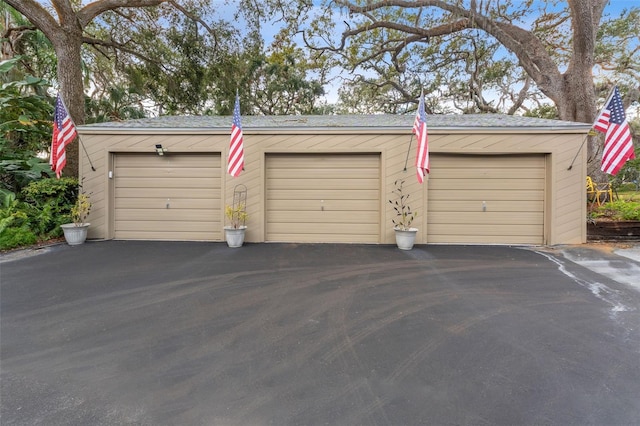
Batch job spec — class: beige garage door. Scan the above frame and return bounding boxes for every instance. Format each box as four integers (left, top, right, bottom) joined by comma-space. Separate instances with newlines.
114, 153, 221, 240
266, 154, 381, 243
427, 154, 545, 244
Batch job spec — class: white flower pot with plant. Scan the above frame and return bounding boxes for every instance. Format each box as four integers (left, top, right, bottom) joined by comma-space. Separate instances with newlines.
389, 179, 418, 250
224, 203, 248, 248
61, 191, 91, 245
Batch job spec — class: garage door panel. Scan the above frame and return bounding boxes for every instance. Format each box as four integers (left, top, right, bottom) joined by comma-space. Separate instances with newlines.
433, 234, 543, 244
268, 223, 379, 235
267, 178, 379, 191
269, 211, 379, 224
116, 167, 220, 179
115, 209, 219, 222
116, 231, 219, 240
115, 155, 218, 168
428, 189, 544, 202
116, 188, 221, 199
430, 223, 543, 236
268, 199, 378, 211
268, 189, 379, 200
268, 155, 377, 167
429, 179, 543, 191
429, 212, 543, 225
428, 154, 545, 244
115, 153, 221, 241
267, 154, 380, 243
266, 232, 377, 244
428, 200, 543, 213
116, 177, 219, 189
117, 220, 219, 232
116, 198, 219, 210
432, 168, 546, 179
269, 168, 380, 180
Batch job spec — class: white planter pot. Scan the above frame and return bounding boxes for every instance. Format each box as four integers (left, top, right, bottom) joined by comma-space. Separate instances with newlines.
394, 228, 418, 250
224, 226, 247, 248
61, 223, 90, 246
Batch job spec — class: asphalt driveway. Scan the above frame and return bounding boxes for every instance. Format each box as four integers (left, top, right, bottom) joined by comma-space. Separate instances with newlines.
2, 241, 640, 425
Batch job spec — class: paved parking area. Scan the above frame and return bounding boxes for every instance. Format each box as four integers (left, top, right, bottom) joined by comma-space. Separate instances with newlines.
2, 241, 640, 425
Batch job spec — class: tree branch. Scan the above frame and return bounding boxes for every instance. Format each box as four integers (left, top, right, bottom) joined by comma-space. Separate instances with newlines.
78, 0, 168, 27
52, 0, 78, 27
4, 0, 61, 39
331, 0, 564, 100
82, 36, 172, 73
167, 0, 220, 49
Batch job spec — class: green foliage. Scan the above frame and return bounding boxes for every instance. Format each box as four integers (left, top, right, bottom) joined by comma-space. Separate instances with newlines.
524, 104, 559, 119
595, 8, 640, 88
247, 45, 325, 115
0, 189, 37, 250
21, 177, 78, 232
0, 57, 53, 193
225, 203, 248, 229
0, 4, 57, 87
592, 200, 640, 221
84, 87, 146, 123
0, 177, 78, 250
0, 225, 38, 250
70, 192, 91, 225
305, 1, 638, 117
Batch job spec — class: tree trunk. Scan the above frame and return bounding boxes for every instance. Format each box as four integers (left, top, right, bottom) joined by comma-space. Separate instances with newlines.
51, 27, 84, 178
5, 0, 168, 179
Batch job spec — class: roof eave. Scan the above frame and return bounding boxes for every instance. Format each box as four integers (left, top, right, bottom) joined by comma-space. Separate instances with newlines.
78, 125, 593, 135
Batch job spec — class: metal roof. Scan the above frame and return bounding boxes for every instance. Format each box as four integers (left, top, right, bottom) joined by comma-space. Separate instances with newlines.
79, 113, 591, 131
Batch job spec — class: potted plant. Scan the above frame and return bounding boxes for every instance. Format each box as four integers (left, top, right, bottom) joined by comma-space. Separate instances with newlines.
60, 191, 91, 245
389, 179, 418, 250
224, 203, 248, 247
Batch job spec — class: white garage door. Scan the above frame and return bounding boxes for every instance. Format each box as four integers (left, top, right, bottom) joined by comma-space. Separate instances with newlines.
266, 154, 381, 243
427, 154, 546, 244
114, 153, 221, 240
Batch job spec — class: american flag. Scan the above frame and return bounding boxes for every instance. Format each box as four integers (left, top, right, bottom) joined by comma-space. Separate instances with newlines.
227, 93, 244, 177
50, 94, 77, 178
414, 90, 429, 183
594, 86, 635, 176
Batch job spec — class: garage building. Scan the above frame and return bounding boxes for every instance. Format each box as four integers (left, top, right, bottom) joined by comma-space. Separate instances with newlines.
77, 114, 591, 245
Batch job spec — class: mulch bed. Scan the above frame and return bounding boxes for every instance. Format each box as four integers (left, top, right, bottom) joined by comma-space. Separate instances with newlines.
588, 221, 640, 241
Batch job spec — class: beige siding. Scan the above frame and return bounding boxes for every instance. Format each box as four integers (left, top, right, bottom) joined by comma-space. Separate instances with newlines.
114, 153, 221, 240
78, 125, 587, 245
266, 154, 381, 243
427, 154, 545, 244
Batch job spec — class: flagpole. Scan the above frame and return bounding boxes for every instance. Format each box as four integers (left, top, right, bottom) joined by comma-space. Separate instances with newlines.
568, 85, 616, 171
567, 133, 590, 171
60, 95, 96, 173
403, 134, 414, 172
77, 134, 96, 171
404, 88, 423, 172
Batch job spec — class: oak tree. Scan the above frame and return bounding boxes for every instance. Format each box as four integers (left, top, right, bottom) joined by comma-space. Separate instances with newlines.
305, 0, 639, 177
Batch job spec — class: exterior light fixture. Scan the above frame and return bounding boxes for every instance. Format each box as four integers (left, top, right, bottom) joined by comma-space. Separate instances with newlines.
155, 144, 166, 156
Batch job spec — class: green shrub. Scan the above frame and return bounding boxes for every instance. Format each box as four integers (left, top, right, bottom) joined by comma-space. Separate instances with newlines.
22, 177, 78, 206
21, 177, 77, 235
593, 200, 640, 221
0, 225, 37, 250
0, 196, 37, 250
0, 177, 78, 250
